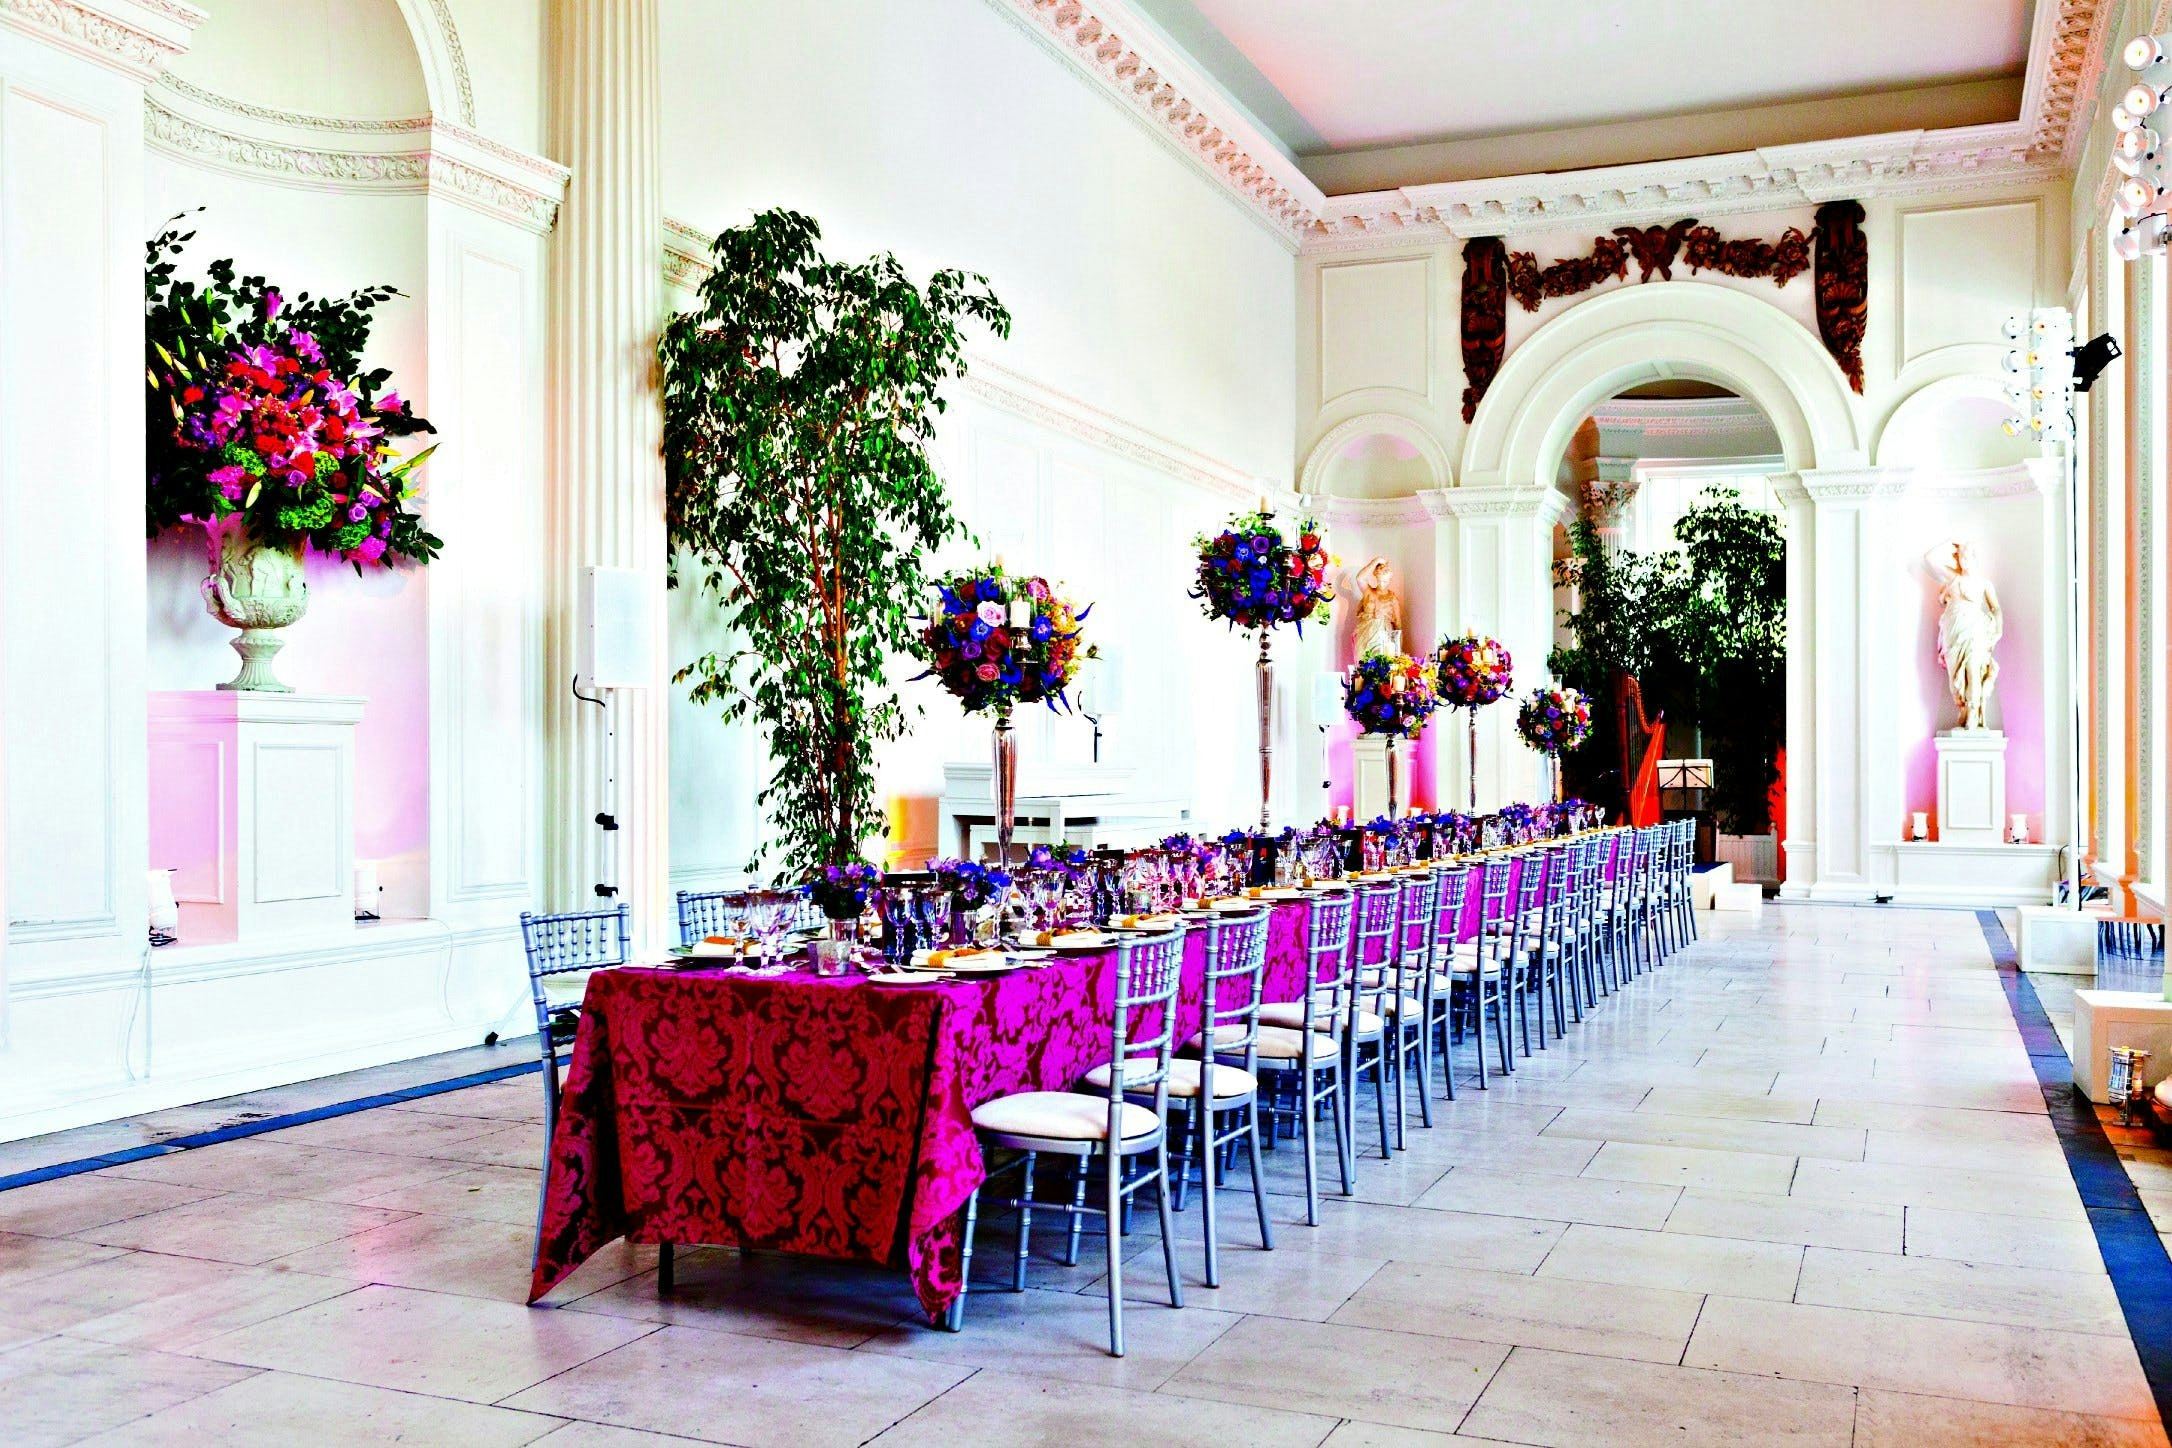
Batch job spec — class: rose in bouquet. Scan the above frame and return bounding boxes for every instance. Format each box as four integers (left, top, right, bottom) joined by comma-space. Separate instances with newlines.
1191, 510, 1335, 632
1515, 685, 1593, 755
1343, 652, 1440, 738
918, 566, 1093, 715
1025, 842, 1091, 875
810, 862, 880, 920
144, 224, 439, 569
929, 858, 1010, 910
1497, 801, 1540, 842
1434, 632, 1513, 708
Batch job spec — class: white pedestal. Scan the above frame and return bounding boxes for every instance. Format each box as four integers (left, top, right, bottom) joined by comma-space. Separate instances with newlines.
1353, 736, 1408, 821
148, 692, 364, 944
2017, 904, 2102, 975
1933, 729, 2006, 844
2072, 989, 2172, 1102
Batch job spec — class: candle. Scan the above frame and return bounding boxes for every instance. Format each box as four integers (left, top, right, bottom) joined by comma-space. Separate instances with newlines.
1909, 811, 1929, 842
2010, 812, 2030, 844
1008, 599, 1033, 629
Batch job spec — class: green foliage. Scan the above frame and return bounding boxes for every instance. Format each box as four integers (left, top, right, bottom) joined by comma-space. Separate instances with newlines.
659, 209, 1010, 877
1550, 489, 1786, 833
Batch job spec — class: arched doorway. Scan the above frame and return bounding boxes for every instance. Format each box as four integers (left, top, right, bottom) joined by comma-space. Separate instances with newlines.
1461, 281, 1865, 896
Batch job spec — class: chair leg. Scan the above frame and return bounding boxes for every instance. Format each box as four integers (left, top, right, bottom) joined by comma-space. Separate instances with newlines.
1300, 1074, 1321, 1225
1329, 1069, 1354, 1195
1063, 1158, 1089, 1266
1245, 1100, 1276, 1250
1200, 1096, 1220, 1288
1415, 1028, 1435, 1128
1392, 1033, 1408, 1151
1171, 1102, 1195, 1212
946, 1186, 981, 1331
1013, 1150, 1037, 1292
1153, 1141, 1184, 1308
1104, 1149, 1126, 1358
657, 1241, 674, 1295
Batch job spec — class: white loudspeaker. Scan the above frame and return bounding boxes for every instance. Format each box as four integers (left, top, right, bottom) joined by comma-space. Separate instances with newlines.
578, 566, 660, 689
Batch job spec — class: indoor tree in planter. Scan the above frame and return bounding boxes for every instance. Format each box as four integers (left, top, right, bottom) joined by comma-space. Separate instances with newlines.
661, 209, 1010, 878
145, 221, 439, 691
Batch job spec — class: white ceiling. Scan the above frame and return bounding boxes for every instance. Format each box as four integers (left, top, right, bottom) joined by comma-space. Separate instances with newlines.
1130, 0, 2030, 182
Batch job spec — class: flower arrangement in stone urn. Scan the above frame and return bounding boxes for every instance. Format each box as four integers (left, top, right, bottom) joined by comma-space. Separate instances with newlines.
1434, 632, 1513, 811
916, 564, 1094, 869
1343, 651, 1438, 819
1191, 506, 1335, 828
144, 221, 439, 691
1515, 685, 1593, 802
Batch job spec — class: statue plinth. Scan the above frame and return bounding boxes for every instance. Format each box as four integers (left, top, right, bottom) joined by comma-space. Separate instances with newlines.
1933, 728, 2007, 845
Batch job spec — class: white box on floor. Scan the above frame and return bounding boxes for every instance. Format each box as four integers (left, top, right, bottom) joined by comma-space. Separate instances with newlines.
2017, 904, 2100, 975
148, 692, 365, 944
2072, 989, 2172, 1102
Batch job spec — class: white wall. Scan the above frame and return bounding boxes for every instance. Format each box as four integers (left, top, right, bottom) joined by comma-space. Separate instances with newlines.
657, 0, 1301, 879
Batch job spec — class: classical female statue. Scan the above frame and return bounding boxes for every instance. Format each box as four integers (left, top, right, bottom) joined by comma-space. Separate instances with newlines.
1927, 542, 2002, 730
1351, 556, 1403, 658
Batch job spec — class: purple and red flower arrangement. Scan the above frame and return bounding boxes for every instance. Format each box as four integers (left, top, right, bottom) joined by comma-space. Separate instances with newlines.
1191, 510, 1334, 632
918, 566, 1093, 715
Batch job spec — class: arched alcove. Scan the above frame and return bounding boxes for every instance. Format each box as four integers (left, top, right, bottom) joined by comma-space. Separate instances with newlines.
170, 0, 429, 116
1298, 411, 1455, 500
1461, 281, 1865, 491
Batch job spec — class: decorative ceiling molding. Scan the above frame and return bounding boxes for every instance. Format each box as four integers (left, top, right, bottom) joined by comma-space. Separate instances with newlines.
1305, 493, 1433, 527
1417, 483, 1570, 521
0, 0, 204, 81
1793, 464, 1917, 502
414, 0, 476, 125
663, 217, 713, 293
1904, 460, 2053, 498
955, 353, 1271, 501
659, 214, 1274, 500
146, 82, 568, 235
980, 0, 1325, 250
1588, 396, 1783, 439
975, 0, 2110, 255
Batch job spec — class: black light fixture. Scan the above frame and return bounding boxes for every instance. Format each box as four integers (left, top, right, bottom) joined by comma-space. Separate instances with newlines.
2073, 333, 2123, 392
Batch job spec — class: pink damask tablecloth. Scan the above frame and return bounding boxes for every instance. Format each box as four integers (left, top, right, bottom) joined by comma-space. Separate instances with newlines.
528, 898, 1313, 1320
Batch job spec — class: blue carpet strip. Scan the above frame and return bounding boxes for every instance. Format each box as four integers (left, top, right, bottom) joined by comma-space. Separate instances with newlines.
0, 1058, 541, 1194
1977, 909, 2172, 1427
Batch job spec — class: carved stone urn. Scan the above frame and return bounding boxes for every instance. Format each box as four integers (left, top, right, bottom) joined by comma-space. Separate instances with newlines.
202, 521, 307, 692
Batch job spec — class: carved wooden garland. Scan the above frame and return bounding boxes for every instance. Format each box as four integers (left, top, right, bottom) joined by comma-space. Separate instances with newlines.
1460, 237, 1508, 424
1459, 201, 1868, 419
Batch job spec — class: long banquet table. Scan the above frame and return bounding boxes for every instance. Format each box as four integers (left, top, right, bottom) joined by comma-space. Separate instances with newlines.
529, 833, 1622, 1321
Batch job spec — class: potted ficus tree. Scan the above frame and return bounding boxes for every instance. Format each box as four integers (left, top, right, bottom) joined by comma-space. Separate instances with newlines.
660, 209, 1010, 879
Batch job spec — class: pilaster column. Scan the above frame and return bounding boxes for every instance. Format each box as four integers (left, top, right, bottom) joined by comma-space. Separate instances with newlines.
1777, 466, 1912, 899
545, 0, 670, 946
1419, 485, 1569, 809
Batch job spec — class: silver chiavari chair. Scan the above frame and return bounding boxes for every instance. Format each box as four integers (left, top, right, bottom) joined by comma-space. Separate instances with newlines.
1602, 827, 1641, 986
1111, 908, 1273, 1288
518, 906, 638, 1279
674, 887, 751, 947
1382, 868, 1440, 1149
1571, 833, 1609, 1006
1529, 843, 1578, 1036
1252, 890, 1355, 1223
1504, 851, 1548, 1056
1442, 855, 1516, 1087
952, 929, 1186, 1357
1668, 817, 1699, 950
1344, 880, 1400, 1159
1425, 861, 1474, 1100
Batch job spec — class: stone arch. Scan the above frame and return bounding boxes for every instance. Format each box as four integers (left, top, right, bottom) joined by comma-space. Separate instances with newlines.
1459, 281, 1865, 490
1298, 411, 1455, 501
390, 0, 477, 125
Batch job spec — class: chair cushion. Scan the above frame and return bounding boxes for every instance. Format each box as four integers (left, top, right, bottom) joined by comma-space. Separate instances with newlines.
1084, 1058, 1256, 1100
971, 1091, 1160, 1142
1257, 1001, 1383, 1035
1251, 1025, 1330, 1062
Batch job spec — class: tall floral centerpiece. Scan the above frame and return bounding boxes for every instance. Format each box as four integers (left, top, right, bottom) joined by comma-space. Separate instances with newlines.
1516, 685, 1593, 803
1191, 506, 1335, 828
1434, 632, 1513, 812
1343, 651, 1438, 820
661, 209, 1009, 880
917, 565, 1093, 869
144, 224, 439, 690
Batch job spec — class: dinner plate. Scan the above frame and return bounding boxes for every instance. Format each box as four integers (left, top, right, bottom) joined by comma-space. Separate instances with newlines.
1040, 936, 1113, 953
864, 971, 942, 986
936, 955, 1019, 975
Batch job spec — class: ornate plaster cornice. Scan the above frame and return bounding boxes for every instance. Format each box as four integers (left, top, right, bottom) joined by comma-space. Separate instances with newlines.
1796, 465, 1916, 502
1305, 492, 1434, 527
0, 0, 204, 81
979, 0, 1324, 250
1905, 461, 2055, 499
662, 217, 713, 293
1417, 484, 1570, 522
145, 83, 568, 235
956, 353, 1272, 501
